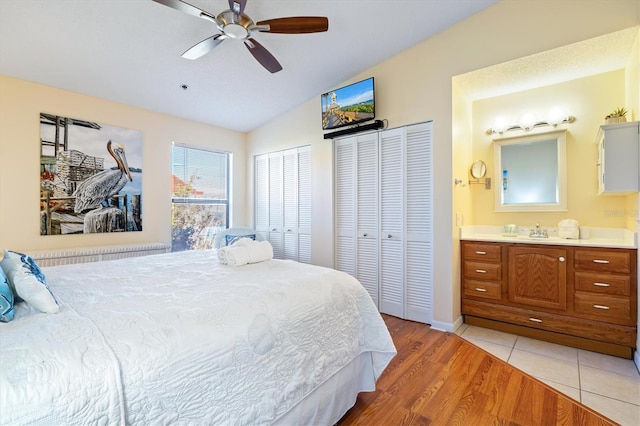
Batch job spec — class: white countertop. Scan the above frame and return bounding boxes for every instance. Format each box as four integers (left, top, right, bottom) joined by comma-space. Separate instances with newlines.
460, 225, 637, 249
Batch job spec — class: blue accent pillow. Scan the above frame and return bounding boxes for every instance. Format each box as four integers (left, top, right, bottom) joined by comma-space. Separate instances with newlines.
225, 234, 256, 246
0, 267, 14, 322
0, 250, 59, 314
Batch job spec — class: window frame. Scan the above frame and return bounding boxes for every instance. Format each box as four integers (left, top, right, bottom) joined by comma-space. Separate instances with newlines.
171, 143, 231, 250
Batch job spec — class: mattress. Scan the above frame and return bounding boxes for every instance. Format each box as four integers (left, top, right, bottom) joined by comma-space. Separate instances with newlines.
0, 250, 396, 425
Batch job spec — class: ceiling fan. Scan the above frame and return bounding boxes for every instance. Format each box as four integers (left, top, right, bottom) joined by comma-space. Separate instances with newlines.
152, 0, 329, 73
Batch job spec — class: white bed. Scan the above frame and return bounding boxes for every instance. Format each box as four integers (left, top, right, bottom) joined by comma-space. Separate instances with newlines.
0, 249, 396, 425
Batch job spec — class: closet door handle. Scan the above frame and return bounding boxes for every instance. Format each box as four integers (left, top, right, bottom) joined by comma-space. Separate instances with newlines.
387, 234, 392, 238
592, 259, 610, 264
363, 233, 368, 237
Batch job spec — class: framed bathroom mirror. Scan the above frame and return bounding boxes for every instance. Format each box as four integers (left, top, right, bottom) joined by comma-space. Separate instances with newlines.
493, 130, 567, 212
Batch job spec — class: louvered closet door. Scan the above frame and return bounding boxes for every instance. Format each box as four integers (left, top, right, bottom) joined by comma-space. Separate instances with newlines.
334, 137, 356, 276
379, 128, 404, 318
268, 152, 283, 258
404, 122, 433, 323
254, 154, 269, 242
297, 146, 312, 263
282, 148, 298, 260
356, 133, 379, 307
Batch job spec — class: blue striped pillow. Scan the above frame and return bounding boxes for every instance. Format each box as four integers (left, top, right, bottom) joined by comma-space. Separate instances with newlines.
0, 267, 14, 322
225, 234, 256, 246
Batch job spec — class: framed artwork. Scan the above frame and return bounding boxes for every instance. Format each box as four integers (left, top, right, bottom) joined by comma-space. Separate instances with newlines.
39, 113, 143, 235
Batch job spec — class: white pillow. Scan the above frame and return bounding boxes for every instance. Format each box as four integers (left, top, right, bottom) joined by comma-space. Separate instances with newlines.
0, 250, 59, 314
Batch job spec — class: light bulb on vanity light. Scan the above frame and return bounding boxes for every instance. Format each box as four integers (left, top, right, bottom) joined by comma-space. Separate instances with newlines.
547, 106, 566, 126
518, 112, 536, 130
492, 116, 509, 134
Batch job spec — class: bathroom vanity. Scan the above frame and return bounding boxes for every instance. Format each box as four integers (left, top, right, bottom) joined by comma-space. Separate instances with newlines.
460, 226, 637, 358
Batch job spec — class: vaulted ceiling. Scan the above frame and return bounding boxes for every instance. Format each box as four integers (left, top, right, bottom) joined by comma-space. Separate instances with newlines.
1, 1, 635, 133
0, 0, 497, 132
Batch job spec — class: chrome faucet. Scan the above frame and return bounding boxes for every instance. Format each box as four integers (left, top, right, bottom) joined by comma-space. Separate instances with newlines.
529, 222, 548, 238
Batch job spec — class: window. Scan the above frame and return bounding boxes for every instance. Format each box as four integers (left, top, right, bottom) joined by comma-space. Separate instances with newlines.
171, 144, 230, 251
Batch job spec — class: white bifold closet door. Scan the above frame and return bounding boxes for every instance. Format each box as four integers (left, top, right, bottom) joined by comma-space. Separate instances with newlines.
334, 122, 432, 323
254, 146, 311, 263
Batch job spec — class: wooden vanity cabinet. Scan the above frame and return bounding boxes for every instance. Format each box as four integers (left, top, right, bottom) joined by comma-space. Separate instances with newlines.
461, 241, 637, 358
462, 242, 503, 301
507, 245, 567, 311
573, 248, 635, 325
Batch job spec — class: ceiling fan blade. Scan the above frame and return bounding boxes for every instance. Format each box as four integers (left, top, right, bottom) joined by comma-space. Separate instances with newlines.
182, 34, 225, 60
152, 0, 215, 21
228, 0, 247, 15
244, 38, 282, 73
256, 17, 328, 34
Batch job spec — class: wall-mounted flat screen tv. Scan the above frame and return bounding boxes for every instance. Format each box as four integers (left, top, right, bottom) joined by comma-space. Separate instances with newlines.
321, 77, 375, 131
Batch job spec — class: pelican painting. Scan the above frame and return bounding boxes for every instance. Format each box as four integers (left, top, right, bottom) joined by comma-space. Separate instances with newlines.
73, 140, 133, 213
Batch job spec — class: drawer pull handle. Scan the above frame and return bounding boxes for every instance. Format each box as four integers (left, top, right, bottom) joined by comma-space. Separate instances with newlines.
593, 282, 610, 287
474, 288, 487, 292
475, 269, 487, 273
592, 259, 610, 264
475, 251, 487, 255
528, 317, 543, 323
593, 304, 610, 310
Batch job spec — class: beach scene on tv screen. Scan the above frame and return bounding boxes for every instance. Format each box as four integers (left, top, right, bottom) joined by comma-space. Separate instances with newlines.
322, 78, 374, 130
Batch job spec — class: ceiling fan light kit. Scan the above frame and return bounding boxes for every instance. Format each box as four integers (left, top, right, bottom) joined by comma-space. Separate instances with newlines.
152, 0, 329, 73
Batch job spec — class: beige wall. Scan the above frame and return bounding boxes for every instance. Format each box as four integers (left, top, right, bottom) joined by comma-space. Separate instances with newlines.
468, 70, 631, 228
0, 75, 248, 252
247, 0, 640, 329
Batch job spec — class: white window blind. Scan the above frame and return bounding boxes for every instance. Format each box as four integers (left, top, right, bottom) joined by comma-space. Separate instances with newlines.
171, 144, 230, 251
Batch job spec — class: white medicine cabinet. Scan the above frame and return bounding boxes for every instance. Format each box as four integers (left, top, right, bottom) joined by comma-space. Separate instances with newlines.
596, 121, 639, 195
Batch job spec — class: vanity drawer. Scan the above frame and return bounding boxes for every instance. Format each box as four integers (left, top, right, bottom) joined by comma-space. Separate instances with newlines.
463, 243, 501, 262
574, 292, 631, 323
574, 272, 630, 296
463, 280, 501, 301
464, 261, 501, 281
574, 250, 631, 274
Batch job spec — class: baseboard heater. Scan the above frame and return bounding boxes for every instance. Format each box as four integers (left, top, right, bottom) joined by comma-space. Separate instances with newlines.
28, 242, 171, 267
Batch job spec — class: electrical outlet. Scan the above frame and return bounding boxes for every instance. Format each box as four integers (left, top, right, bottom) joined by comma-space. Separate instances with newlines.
456, 212, 464, 227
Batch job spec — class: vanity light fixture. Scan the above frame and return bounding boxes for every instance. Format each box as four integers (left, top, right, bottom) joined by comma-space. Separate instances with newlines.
486, 108, 575, 135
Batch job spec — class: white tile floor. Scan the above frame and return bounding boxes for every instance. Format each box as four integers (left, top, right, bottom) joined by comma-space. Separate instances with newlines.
456, 324, 640, 426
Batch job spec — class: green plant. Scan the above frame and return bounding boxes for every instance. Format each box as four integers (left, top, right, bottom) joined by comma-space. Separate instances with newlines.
605, 107, 628, 119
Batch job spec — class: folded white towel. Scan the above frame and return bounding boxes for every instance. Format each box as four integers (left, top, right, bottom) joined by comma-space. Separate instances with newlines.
226, 245, 251, 267
247, 240, 273, 264
217, 237, 255, 264
224, 240, 273, 267
217, 247, 229, 264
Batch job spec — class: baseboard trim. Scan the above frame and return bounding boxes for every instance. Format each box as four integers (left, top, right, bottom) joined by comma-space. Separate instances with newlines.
430, 315, 463, 333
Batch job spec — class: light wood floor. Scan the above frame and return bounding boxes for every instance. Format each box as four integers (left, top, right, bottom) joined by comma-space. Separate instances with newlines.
338, 315, 617, 425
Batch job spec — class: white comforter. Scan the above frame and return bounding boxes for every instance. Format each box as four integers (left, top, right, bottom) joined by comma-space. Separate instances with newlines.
0, 250, 396, 425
